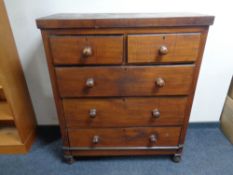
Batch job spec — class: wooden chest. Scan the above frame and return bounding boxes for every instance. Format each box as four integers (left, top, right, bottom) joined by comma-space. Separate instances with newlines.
37, 13, 214, 163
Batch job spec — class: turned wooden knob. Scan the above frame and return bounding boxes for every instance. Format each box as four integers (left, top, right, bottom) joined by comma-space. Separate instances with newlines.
152, 109, 160, 118
89, 108, 97, 118
159, 45, 168, 55
83, 46, 92, 57
156, 77, 165, 87
92, 135, 99, 144
86, 78, 94, 88
149, 134, 157, 143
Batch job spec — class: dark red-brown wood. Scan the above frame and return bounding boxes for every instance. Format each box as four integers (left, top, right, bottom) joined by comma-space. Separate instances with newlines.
68, 127, 181, 147
37, 13, 214, 162
128, 33, 201, 63
36, 13, 214, 29
56, 66, 194, 97
49, 35, 123, 65
63, 97, 187, 127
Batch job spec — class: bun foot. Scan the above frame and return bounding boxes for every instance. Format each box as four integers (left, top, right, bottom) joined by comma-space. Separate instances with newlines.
64, 155, 75, 164
171, 154, 182, 163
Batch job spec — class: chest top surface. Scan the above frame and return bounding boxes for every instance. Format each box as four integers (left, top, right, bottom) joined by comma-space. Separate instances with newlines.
36, 13, 214, 29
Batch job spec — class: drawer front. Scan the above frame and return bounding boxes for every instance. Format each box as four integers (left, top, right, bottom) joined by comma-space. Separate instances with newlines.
49, 35, 123, 65
63, 97, 187, 127
68, 127, 181, 147
56, 66, 194, 97
128, 33, 201, 64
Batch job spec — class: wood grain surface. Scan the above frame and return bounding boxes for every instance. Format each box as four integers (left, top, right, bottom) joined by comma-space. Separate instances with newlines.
50, 35, 123, 65
0, 0, 36, 154
56, 66, 194, 97
128, 33, 201, 63
68, 127, 181, 147
36, 13, 214, 29
63, 97, 187, 127
0, 86, 6, 100
37, 13, 214, 159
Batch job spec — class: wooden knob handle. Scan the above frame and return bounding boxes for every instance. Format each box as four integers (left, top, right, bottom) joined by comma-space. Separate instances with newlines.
83, 46, 92, 57
152, 109, 160, 118
86, 78, 94, 88
156, 77, 165, 87
159, 45, 168, 55
149, 134, 157, 143
92, 135, 99, 144
89, 108, 97, 118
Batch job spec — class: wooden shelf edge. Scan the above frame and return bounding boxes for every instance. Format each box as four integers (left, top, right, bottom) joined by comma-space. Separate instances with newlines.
0, 86, 6, 100
0, 129, 36, 154
23, 129, 36, 152
0, 120, 15, 125
0, 145, 26, 154
0, 102, 14, 121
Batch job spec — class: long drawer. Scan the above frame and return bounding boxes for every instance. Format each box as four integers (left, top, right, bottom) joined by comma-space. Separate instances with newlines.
128, 33, 201, 64
56, 65, 194, 97
68, 127, 181, 147
63, 97, 187, 127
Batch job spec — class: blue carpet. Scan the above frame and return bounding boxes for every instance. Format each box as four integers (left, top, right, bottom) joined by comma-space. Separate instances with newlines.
0, 125, 232, 175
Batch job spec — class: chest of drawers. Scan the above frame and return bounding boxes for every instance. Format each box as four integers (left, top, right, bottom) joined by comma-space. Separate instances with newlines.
37, 13, 214, 163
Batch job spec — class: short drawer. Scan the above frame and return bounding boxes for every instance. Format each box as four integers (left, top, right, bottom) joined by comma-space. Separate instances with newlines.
68, 127, 181, 147
128, 33, 201, 64
49, 35, 123, 65
63, 97, 187, 127
56, 65, 194, 97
